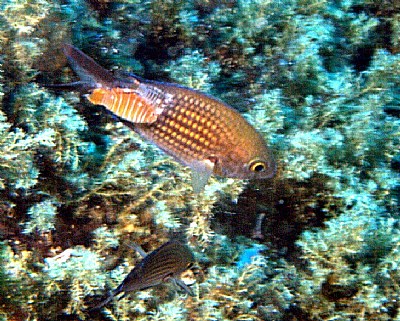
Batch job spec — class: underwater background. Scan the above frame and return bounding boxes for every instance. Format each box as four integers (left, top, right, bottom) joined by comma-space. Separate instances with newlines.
0, 0, 399, 320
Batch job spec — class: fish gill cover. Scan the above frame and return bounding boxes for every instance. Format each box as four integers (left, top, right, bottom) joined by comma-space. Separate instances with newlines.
0, 0, 399, 320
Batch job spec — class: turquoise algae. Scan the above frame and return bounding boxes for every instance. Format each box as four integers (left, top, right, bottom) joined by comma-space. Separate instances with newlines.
0, 0, 399, 320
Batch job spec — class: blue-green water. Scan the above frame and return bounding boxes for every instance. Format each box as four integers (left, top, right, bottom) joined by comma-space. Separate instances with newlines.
0, 0, 399, 320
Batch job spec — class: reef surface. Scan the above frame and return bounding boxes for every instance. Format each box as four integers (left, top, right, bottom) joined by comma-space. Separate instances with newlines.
0, 0, 399, 320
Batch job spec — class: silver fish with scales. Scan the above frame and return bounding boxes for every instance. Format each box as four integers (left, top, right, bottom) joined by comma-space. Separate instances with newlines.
60, 44, 276, 192
92, 240, 195, 309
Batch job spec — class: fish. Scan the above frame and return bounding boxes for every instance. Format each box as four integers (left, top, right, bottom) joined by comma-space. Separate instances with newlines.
58, 44, 276, 192
92, 240, 195, 309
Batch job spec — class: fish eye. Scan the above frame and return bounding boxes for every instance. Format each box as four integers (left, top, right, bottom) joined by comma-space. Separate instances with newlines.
249, 161, 267, 172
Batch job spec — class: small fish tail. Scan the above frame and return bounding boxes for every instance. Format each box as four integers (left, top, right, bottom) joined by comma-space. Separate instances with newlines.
62, 44, 115, 89
89, 288, 119, 311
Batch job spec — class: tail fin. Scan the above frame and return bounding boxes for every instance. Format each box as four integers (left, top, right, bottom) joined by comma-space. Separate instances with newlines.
43, 81, 87, 91
62, 44, 115, 89
89, 288, 119, 311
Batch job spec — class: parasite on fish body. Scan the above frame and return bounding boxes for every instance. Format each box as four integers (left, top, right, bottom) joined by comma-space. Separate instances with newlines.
91, 240, 195, 310
55, 44, 276, 192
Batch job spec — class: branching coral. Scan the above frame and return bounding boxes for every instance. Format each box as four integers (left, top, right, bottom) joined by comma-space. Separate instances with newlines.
14, 84, 88, 173
0, 109, 49, 192
186, 237, 298, 321
166, 49, 221, 92
23, 199, 58, 235
282, 48, 400, 201
0, 0, 399, 320
0, 0, 70, 91
187, 179, 245, 245
296, 199, 400, 319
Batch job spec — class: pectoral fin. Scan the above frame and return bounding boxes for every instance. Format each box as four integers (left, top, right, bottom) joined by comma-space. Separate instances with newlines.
191, 159, 215, 193
172, 278, 194, 296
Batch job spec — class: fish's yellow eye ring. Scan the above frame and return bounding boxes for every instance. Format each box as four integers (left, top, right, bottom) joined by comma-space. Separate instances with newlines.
249, 160, 267, 173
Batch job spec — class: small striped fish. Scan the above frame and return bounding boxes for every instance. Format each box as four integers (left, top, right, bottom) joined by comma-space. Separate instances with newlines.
93, 240, 194, 309
58, 44, 276, 192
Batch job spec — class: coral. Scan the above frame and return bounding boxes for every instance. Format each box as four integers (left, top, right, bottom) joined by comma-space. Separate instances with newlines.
0, 242, 44, 319
186, 179, 245, 245
187, 236, 299, 321
11, 84, 91, 196
166, 49, 221, 92
0, 108, 51, 192
152, 200, 182, 229
92, 226, 120, 252
43, 246, 107, 318
0, 0, 69, 92
0, 0, 399, 320
245, 89, 285, 143
0, 242, 27, 320
23, 199, 58, 235
295, 198, 400, 320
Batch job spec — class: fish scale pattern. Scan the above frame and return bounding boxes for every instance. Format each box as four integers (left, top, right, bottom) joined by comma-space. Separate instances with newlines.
149, 93, 222, 159
135, 85, 251, 177
59, 44, 276, 185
